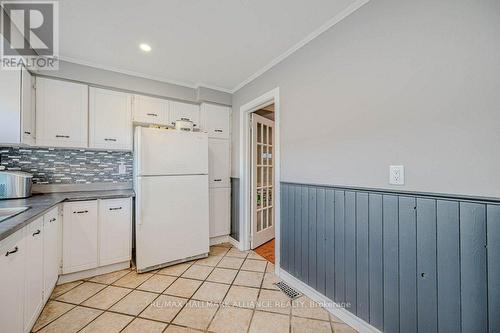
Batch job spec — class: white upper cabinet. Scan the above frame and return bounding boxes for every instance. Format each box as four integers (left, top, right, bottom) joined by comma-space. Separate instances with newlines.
208, 139, 230, 188
133, 94, 170, 125
89, 87, 133, 150
98, 198, 132, 266
36, 77, 88, 148
201, 103, 231, 139
0, 66, 35, 145
170, 101, 200, 129
21, 67, 36, 145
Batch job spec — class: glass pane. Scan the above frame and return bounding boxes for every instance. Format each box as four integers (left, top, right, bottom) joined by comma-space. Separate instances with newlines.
269, 127, 273, 145
257, 211, 262, 231
263, 125, 268, 145
268, 207, 273, 227
269, 167, 273, 185
268, 148, 273, 166
262, 188, 267, 208
257, 145, 262, 165
257, 166, 262, 187
257, 189, 262, 209
268, 187, 273, 206
262, 145, 267, 166
263, 209, 268, 229
257, 123, 262, 143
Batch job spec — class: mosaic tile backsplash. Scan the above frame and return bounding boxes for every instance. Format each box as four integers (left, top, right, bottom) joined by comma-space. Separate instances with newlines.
0, 147, 133, 184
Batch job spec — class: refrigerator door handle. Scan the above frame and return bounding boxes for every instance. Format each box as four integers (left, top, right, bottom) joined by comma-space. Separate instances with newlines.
136, 178, 142, 225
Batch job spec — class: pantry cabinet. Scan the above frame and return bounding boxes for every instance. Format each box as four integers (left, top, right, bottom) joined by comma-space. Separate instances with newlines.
43, 207, 61, 302
170, 101, 200, 129
208, 139, 230, 188
201, 103, 231, 139
98, 198, 132, 266
0, 228, 26, 333
89, 87, 133, 150
24, 217, 44, 332
209, 187, 231, 237
62, 201, 99, 274
133, 94, 170, 125
36, 77, 88, 148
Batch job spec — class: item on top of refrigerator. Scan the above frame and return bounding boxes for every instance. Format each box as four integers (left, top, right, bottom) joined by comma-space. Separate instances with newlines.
174, 118, 194, 132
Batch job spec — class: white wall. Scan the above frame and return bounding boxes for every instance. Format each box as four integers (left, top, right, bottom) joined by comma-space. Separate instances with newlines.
232, 0, 500, 198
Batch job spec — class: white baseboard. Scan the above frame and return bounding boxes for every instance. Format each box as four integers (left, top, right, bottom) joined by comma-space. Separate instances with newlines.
210, 235, 229, 246
278, 270, 382, 333
58, 261, 130, 284
228, 236, 240, 249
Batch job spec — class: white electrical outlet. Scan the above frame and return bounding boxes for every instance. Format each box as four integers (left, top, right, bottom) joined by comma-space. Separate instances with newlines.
389, 165, 405, 185
118, 164, 126, 175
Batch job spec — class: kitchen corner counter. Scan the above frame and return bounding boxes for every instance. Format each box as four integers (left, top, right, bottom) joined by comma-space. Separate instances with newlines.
0, 189, 135, 242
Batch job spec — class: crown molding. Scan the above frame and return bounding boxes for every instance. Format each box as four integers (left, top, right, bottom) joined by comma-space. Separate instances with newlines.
230, 0, 370, 93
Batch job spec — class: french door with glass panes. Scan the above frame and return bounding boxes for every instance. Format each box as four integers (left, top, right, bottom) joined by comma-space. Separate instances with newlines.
251, 113, 275, 248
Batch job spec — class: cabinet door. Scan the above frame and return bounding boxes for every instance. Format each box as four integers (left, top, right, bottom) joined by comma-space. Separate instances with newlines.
62, 201, 98, 274
36, 77, 88, 148
89, 88, 132, 150
133, 94, 169, 125
99, 198, 132, 266
170, 101, 200, 129
21, 67, 35, 145
0, 228, 25, 333
208, 139, 230, 188
201, 103, 231, 139
24, 217, 44, 331
209, 187, 231, 238
43, 207, 60, 302
0, 66, 21, 144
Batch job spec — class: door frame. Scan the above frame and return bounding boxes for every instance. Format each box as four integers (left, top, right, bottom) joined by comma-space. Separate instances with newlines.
238, 87, 280, 268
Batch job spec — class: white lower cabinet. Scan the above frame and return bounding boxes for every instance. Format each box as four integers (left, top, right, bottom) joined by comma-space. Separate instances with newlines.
209, 187, 231, 238
99, 198, 132, 266
43, 207, 61, 302
0, 228, 26, 333
62, 201, 99, 274
24, 217, 44, 332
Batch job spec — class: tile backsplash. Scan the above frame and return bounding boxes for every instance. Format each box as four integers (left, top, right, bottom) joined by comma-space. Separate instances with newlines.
0, 147, 133, 184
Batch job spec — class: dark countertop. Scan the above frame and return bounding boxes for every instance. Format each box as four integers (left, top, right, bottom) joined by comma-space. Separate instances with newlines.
0, 189, 135, 242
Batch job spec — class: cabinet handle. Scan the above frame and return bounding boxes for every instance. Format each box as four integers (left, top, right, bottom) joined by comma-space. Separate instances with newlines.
214, 129, 223, 133
104, 138, 117, 142
50, 218, 56, 223
32, 229, 41, 237
24, 131, 31, 135
5, 246, 18, 256
56, 135, 70, 138
146, 113, 158, 117
74, 210, 89, 214
214, 179, 222, 182
109, 207, 122, 211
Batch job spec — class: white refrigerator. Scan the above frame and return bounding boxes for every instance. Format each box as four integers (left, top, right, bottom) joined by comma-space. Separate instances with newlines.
134, 127, 209, 272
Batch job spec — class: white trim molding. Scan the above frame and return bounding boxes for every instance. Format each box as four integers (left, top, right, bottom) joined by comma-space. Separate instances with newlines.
231, 0, 370, 93
238, 88, 280, 271
279, 269, 383, 333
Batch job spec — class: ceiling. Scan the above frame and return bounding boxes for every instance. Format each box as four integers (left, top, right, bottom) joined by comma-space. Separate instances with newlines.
58, 0, 361, 92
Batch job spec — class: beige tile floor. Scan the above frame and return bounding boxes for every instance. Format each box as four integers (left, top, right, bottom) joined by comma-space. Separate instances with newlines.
32, 243, 358, 333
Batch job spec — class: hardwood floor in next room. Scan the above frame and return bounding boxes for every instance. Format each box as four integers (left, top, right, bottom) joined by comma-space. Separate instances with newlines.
254, 239, 275, 264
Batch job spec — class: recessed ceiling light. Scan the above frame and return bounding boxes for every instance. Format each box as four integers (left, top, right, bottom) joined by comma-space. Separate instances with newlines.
139, 43, 151, 52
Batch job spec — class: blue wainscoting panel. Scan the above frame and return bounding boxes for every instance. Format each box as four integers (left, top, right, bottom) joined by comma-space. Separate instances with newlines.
280, 182, 497, 333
